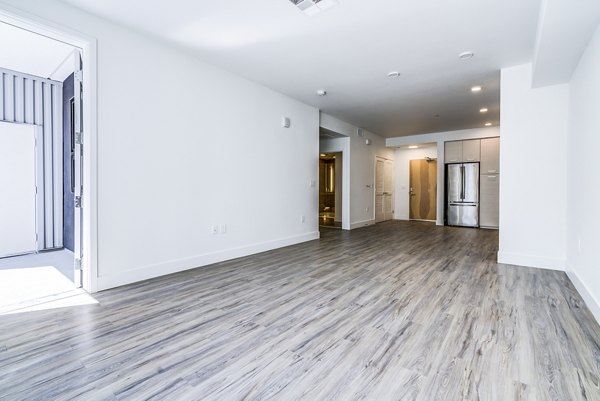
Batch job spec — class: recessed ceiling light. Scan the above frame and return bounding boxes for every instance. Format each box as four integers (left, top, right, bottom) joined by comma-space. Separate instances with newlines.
317, 89, 327, 96
479, 108, 488, 113
408, 145, 419, 149
459, 51, 475, 60
387, 71, 401, 78
471, 86, 482, 92
485, 122, 492, 126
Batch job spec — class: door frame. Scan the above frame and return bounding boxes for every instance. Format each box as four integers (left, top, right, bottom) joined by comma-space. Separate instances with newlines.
319, 137, 350, 230
0, 6, 99, 292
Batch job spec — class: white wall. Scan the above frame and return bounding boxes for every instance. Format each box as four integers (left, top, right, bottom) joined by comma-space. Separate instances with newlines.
566, 25, 600, 322
387, 127, 500, 225
499, 63, 568, 271
320, 113, 394, 229
394, 145, 438, 221
2, 0, 320, 290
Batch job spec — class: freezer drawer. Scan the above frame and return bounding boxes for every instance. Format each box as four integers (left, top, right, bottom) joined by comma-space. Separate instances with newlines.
447, 203, 479, 227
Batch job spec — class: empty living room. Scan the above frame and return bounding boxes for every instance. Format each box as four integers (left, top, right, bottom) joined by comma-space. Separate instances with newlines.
1, 0, 599, 400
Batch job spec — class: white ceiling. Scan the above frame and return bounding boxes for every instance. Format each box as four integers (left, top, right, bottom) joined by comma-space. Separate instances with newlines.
0, 22, 75, 82
60, 0, 543, 137
532, 0, 600, 87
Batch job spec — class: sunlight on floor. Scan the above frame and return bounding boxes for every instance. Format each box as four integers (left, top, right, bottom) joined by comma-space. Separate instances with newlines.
0, 266, 97, 315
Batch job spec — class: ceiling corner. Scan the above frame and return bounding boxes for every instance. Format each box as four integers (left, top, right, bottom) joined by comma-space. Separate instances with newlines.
532, 0, 600, 88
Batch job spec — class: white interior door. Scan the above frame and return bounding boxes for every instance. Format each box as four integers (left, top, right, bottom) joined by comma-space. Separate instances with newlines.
375, 158, 384, 222
0, 122, 37, 257
383, 159, 394, 220
73, 50, 84, 287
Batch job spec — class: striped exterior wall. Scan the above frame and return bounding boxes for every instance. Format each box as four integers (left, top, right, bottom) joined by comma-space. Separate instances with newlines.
0, 67, 63, 250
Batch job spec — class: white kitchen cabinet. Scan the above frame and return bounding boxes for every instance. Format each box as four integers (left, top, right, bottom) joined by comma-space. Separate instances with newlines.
480, 174, 499, 228
462, 139, 481, 162
480, 137, 500, 174
444, 141, 462, 163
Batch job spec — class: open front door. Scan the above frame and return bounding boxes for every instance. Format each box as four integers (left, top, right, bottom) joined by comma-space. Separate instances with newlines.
73, 50, 84, 288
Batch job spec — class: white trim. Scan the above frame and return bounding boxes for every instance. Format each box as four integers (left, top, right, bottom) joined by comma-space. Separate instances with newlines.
566, 266, 600, 325
497, 251, 566, 271
350, 219, 376, 230
96, 232, 320, 291
0, 4, 99, 293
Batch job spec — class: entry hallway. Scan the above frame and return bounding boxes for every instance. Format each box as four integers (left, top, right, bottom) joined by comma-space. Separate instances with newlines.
1, 221, 599, 400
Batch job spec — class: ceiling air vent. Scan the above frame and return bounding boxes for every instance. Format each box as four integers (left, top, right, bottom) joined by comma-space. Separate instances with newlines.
289, 0, 339, 16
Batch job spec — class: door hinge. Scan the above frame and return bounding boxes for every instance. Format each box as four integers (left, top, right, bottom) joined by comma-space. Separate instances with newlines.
74, 258, 82, 270
75, 132, 83, 145
75, 196, 82, 208
74, 70, 83, 82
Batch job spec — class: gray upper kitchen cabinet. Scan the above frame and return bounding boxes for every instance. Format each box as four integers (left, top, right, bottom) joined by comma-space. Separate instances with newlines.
480, 174, 499, 228
444, 141, 463, 163
480, 137, 500, 174
444, 139, 481, 163
462, 139, 481, 162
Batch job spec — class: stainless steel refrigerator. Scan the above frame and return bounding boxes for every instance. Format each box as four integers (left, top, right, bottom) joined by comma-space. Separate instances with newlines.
447, 163, 479, 227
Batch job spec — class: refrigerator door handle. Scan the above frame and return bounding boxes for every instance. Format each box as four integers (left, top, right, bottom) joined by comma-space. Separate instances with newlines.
460, 165, 465, 200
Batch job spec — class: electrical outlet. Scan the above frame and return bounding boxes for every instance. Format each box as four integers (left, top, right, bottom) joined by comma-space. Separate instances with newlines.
300, 215, 306, 223
220, 224, 227, 234
365, 206, 369, 213
211, 225, 219, 235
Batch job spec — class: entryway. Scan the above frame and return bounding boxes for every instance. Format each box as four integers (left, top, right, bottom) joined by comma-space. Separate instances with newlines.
409, 158, 437, 221
319, 152, 342, 228
0, 14, 95, 311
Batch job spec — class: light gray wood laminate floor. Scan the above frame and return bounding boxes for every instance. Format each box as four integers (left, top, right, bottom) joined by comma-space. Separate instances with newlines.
1, 221, 599, 400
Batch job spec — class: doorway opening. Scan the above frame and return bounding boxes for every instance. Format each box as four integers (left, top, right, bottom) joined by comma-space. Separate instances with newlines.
0, 15, 96, 312
319, 152, 342, 228
409, 157, 438, 221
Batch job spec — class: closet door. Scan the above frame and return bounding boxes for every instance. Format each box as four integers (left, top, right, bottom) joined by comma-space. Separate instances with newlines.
0, 123, 37, 257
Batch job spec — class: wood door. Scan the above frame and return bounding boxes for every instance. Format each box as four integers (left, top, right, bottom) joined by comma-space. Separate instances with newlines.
409, 159, 437, 221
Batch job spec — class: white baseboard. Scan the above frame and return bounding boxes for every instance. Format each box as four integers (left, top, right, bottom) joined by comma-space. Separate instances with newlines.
96, 231, 320, 291
497, 251, 566, 271
350, 219, 376, 230
566, 266, 600, 325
